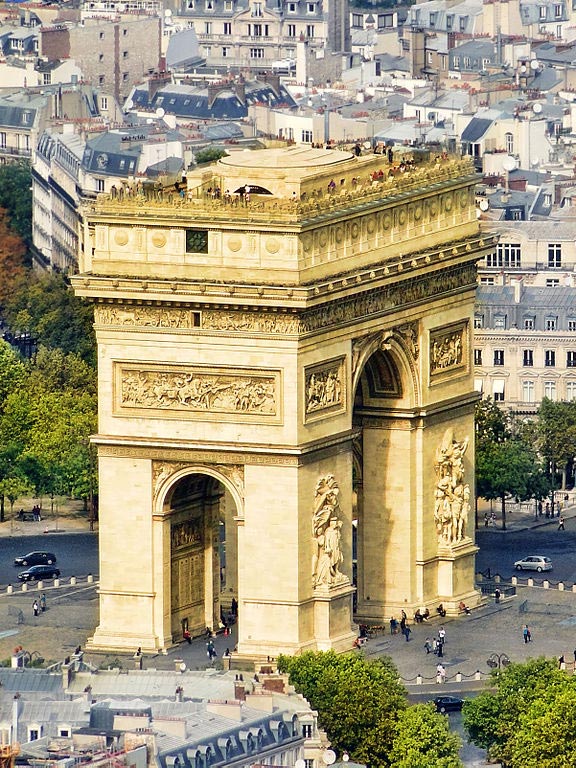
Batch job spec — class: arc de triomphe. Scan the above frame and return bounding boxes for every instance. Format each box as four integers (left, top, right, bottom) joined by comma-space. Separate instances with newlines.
74, 146, 489, 657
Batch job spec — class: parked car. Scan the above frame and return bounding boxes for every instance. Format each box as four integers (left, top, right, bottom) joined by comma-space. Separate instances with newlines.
17, 565, 60, 582
14, 551, 57, 566
434, 696, 464, 713
514, 555, 552, 572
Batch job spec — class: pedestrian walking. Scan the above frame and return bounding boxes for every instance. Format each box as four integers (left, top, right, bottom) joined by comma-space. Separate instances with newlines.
494, 588, 501, 604
523, 624, 531, 643
558, 516, 565, 531
424, 638, 432, 654
40, 593, 46, 612
436, 663, 446, 684
183, 629, 191, 644
437, 640, 444, 658
403, 625, 411, 642
32, 600, 39, 617
432, 637, 438, 655
438, 626, 446, 645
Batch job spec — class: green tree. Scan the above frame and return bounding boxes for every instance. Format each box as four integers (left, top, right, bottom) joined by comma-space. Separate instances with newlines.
278, 651, 409, 766
463, 658, 572, 766
2, 273, 96, 365
0, 475, 33, 519
538, 399, 576, 490
0, 162, 32, 244
194, 147, 228, 165
389, 704, 463, 768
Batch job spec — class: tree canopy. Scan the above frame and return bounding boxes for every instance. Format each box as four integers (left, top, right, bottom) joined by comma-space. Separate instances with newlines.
463, 658, 576, 768
475, 399, 549, 528
277, 651, 463, 767
0, 162, 33, 244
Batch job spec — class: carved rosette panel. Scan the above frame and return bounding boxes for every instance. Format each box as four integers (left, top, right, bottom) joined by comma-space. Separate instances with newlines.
429, 321, 469, 382
304, 357, 346, 421
116, 363, 281, 423
95, 305, 200, 329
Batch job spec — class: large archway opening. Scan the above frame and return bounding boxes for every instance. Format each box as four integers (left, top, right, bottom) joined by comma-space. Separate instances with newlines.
352, 345, 413, 624
163, 472, 239, 642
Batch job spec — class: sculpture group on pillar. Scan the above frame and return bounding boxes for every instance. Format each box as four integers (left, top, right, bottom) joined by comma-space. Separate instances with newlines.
312, 475, 347, 588
434, 429, 471, 546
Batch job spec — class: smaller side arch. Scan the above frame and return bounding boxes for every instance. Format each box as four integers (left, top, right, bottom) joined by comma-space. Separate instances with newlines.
154, 463, 245, 518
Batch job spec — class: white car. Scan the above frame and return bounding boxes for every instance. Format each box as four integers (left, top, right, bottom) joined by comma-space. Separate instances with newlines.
514, 555, 552, 573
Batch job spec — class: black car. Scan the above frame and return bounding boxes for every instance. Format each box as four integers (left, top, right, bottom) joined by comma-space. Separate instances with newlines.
14, 551, 57, 566
434, 696, 464, 713
17, 565, 60, 582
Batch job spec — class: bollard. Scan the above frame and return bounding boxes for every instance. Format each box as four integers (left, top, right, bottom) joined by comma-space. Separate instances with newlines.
511, 576, 517, 586
37, 581, 43, 589
561, 662, 566, 671
87, 574, 94, 584
528, 578, 534, 587
494, 574, 501, 583
416, 674, 423, 685
543, 580, 549, 590
70, 576, 77, 586
475, 670, 481, 681
559, 582, 564, 591
456, 672, 462, 682
54, 579, 60, 587
22, 583, 27, 592
7, 585, 12, 595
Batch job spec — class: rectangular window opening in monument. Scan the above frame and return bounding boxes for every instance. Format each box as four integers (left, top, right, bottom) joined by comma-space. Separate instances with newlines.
185, 229, 209, 253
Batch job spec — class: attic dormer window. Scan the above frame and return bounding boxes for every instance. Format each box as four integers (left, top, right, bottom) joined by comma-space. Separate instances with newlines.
252, 1, 263, 15
429, 11, 437, 26
205, 0, 213, 9
543, 193, 552, 207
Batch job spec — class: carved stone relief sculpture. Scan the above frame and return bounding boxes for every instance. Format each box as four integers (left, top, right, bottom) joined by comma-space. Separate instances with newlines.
433, 428, 471, 546
312, 475, 349, 588
119, 365, 278, 417
305, 358, 345, 418
430, 322, 468, 378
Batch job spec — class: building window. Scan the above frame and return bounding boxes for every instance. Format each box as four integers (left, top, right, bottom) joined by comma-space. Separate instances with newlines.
544, 381, 557, 400
474, 349, 482, 365
540, 6, 547, 17
205, 21, 212, 33
474, 378, 484, 392
307, 2, 316, 11
524, 317, 535, 330
567, 381, 576, 400
569, 320, 576, 332
122, 72, 129, 82
555, 3, 563, 15
493, 379, 505, 401
446, 14, 454, 28
99, 31, 104, 38
546, 278, 560, 287
0, 133, 6, 148
287, 23, 296, 35
545, 316, 557, 330
463, 56, 471, 68
301, 130, 313, 143
306, 24, 315, 36
459, 16, 467, 31
43, 72, 51, 85
453, 56, 460, 69
480, 277, 495, 285
222, 46, 230, 56
223, 21, 232, 33
101, 96, 108, 110
548, 243, 562, 268
352, 13, 363, 27
302, 724, 313, 738
523, 350, 534, 367
288, 1, 296, 10
96, 179, 105, 192
378, 13, 393, 28
304, 761, 314, 768
494, 350, 504, 366
252, 1, 263, 15
523, 381, 535, 402
568, 351, 576, 367
123, 50, 129, 58
489, 243, 521, 267
505, 133, 514, 154
250, 47, 264, 57
494, 315, 507, 330
99, 75, 105, 85
429, 11, 437, 26
545, 350, 556, 367
123, 28, 128, 35
99, 53, 104, 61
474, 314, 484, 329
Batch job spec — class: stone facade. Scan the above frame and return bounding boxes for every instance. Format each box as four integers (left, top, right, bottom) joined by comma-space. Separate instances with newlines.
74, 146, 489, 657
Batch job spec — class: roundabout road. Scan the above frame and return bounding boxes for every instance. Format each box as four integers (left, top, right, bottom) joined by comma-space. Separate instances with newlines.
0, 533, 98, 587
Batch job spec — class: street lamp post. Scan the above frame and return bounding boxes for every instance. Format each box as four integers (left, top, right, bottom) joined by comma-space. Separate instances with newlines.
486, 652, 511, 671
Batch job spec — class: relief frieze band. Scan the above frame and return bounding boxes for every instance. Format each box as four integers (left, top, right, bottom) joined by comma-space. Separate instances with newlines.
94, 263, 476, 336
116, 363, 281, 422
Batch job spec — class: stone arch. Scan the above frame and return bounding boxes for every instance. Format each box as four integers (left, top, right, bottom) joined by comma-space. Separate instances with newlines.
351, 327, 420, 410
154, 465, 243, 642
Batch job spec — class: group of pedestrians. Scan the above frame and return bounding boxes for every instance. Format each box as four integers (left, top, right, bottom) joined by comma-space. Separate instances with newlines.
424, 626, 447, 657
32, 593, 46, 616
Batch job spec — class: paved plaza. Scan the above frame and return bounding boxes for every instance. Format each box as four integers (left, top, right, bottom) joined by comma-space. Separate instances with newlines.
0, 501, 575, 685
